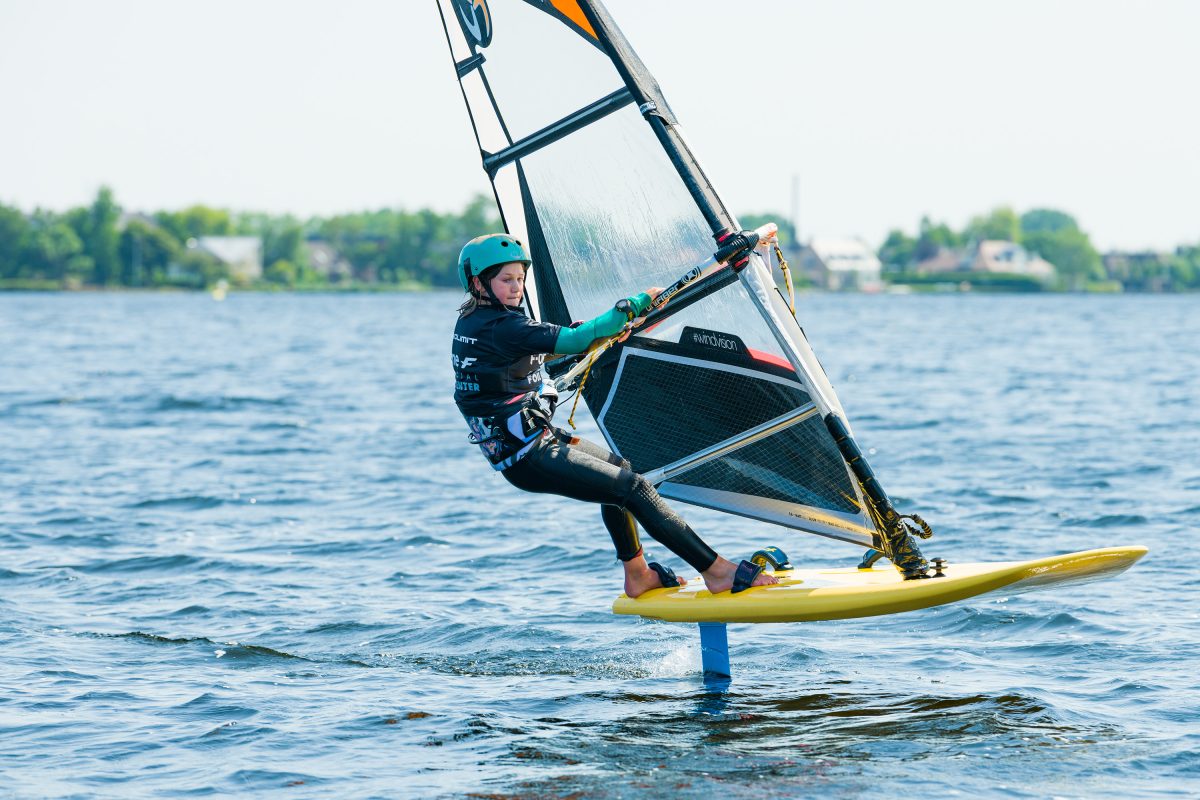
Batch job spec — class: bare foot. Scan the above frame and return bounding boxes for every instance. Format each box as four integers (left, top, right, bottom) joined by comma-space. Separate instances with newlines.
622, 555, 688, 598
701, 557, 780, 594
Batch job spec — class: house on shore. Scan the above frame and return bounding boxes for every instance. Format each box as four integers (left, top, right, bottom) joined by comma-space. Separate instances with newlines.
189, 236, 263, 282
304, 241, 353, 281
798, 238, 882, 291
1103, 251, 1170, 291
971, 240, 1055, 279
913, 246, 967, 274
913, 240, 1055, 281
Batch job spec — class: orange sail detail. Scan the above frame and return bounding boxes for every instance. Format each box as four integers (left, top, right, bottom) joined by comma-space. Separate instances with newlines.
550, 0, 597, 39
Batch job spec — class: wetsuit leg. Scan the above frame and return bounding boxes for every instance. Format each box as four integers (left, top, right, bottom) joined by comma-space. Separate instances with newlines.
503, 432, 717, 572
555, 431, 642, 561
600, 504, 641, 562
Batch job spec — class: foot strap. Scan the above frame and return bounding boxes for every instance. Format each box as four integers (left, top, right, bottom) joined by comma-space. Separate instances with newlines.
731, 559, 763, 594
647, 561, 684, 588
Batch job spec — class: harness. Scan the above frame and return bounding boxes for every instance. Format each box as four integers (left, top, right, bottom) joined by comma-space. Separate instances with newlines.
464, 389, 556, 471
454, 297, 559, 470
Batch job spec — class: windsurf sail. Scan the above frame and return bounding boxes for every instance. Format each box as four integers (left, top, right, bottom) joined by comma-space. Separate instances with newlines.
435, 0, 930, 551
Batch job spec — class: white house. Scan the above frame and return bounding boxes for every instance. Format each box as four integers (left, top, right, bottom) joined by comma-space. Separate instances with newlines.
798, 238, 883, 291
971, 240, 1055, 279
192, 236, 263, 281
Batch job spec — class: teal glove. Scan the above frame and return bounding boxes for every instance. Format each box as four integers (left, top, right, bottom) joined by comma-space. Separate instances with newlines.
554, 292, 653, 354
627, 291, 653, 317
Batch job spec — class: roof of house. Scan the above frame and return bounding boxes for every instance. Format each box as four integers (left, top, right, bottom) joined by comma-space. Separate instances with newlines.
976, 240, 1055, 277
196, 236, 261, 265
806, 238, 882, 273
914, 246, 967, 273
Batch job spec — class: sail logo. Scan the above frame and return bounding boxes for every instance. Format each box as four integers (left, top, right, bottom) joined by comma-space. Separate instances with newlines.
453, 0, 493, 48
656, 265, 702, 306
691, 332, 739, 351
682, 326, 747, 356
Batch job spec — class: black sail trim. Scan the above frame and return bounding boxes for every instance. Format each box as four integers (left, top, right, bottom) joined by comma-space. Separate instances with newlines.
435, 2, 515, 152
519, 0, 607, 52
518, 163, 571, 326
483, 87, 634, 177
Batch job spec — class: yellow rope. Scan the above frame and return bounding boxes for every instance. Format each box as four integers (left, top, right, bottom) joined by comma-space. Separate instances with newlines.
565, 319, 633, 429
775, 243, 796, 317
566, 350, 597, 430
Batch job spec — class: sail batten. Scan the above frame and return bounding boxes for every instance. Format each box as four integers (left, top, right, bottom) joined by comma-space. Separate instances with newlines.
455, 53, 486, 77
484, 87, 634, 175
574, 1, 737, 236
643, 403, 820, 486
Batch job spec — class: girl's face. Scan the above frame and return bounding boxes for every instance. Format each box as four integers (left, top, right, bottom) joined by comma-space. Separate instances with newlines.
482, 262, 526, 306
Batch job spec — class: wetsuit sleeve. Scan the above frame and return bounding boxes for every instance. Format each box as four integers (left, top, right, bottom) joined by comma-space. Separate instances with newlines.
553, 292, 652, 354
490, 313, 561, 358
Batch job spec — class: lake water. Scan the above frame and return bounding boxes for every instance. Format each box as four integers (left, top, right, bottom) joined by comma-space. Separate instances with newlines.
1, 291, 1197, 798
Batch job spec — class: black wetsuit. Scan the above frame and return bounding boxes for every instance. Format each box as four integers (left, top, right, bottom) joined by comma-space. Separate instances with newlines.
452, 301, 718, 572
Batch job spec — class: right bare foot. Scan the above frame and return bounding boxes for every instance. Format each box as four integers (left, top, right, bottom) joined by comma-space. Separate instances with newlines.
702, 557, 779, 594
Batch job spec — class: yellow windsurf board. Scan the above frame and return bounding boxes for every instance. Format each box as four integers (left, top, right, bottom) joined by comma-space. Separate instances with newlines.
612, 546, 1148, 624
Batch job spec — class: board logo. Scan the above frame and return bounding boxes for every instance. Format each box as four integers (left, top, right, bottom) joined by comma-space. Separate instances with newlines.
453, 0, 493, 48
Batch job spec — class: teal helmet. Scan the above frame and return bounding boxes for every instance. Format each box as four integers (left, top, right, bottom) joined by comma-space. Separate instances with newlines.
458, 233, 531, 292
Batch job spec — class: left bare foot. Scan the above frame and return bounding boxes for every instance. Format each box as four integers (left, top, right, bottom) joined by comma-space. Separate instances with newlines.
623, 562, 688, 598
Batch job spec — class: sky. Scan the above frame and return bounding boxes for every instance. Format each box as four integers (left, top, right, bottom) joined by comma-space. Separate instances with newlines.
1, 0, 1197, 251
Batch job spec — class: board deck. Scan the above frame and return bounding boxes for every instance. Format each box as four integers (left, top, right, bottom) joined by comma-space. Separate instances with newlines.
612, 546, 1148, 623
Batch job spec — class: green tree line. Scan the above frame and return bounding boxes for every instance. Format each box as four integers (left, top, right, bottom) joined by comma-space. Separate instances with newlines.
3, 191, 1195, 291
878, 206, 1200, 291
0, 188, 499, 289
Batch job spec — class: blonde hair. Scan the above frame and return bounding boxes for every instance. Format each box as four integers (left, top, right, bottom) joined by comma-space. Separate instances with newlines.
458, 293, 481, 316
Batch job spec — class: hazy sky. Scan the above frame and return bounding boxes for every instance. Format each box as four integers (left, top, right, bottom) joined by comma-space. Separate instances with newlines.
1, 0, 1196, 250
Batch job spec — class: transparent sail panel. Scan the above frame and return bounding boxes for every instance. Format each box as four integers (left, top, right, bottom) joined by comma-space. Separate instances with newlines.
465, 0, 623, 140
518, 107, 789, 358
518, 105, 713, 318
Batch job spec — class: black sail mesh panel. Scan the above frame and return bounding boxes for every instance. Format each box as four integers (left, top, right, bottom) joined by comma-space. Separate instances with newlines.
594, 342, 859, 516
670, 418, 860, 514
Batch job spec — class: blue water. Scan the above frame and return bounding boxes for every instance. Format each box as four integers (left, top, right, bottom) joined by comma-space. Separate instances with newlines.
1, 291, 1197, 798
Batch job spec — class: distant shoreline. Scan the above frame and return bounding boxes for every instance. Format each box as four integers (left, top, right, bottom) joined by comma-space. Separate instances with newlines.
0, 281, 438, 294
2, 283, 1191, 297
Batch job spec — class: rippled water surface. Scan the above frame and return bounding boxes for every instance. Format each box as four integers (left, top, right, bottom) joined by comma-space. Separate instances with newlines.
1, 291, 1197, 798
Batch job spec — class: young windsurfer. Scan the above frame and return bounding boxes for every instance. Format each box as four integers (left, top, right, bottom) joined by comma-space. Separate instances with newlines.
452, 233, 779, 597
